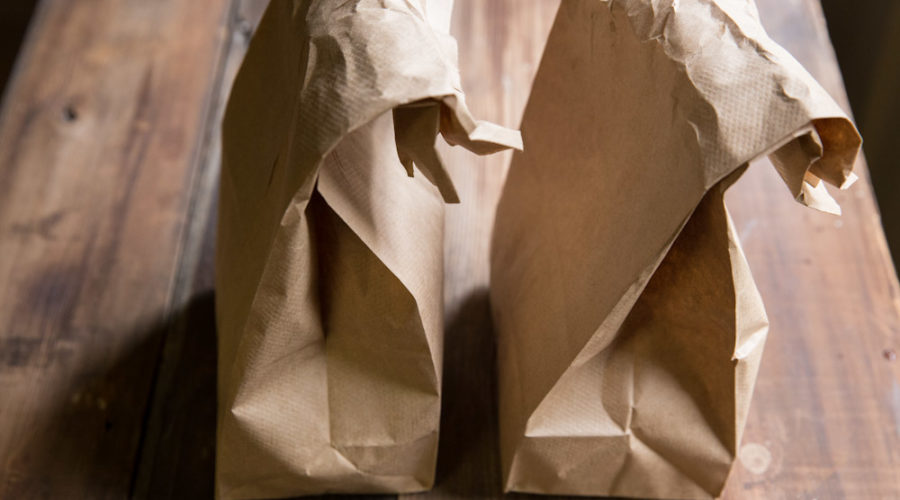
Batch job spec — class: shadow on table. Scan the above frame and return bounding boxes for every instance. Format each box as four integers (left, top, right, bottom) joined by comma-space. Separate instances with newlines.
432, 289, 504, 497
135, 292, 388, 500
5, 286, 615, 499
0, 291, 218, 498
143, 289, 610, 499
432, 291, 623, 500
132, 290, 219, 499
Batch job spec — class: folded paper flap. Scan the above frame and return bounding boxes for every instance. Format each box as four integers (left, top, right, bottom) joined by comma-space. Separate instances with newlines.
768, 117, 860, 215
439, 95, 524, 153
808, 117, 862, 188
394, 98, 523, 203
292, 0, 519, 205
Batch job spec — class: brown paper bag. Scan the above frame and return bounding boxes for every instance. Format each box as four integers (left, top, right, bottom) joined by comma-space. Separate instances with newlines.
214, 1, 519, 498
490, 0, 861, 498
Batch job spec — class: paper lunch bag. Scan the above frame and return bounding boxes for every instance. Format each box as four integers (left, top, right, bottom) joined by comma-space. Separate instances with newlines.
490, 0, 861, 498
214, 0, 520, 498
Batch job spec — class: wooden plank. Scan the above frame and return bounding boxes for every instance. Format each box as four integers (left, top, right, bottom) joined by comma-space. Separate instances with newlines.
129, 2, 268, 498
3, 0, 896, 498
724, 0, 900, 497
0, 0, 232, 497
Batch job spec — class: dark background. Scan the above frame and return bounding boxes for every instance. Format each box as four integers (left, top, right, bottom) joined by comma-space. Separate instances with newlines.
0, 1, 39, 99
820, 1, 900, 267
1, 0, 897, 270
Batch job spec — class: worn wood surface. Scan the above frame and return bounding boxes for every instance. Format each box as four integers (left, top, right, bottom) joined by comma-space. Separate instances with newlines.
0, 0, 897, 499
0, 0, 232, 497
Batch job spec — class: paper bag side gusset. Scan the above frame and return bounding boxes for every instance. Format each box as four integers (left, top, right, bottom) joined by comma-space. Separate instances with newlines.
215, 1, 520, 498
490, 0, 859, 498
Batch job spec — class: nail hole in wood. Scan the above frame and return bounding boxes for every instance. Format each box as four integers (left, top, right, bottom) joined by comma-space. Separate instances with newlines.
62, 105, 78, 122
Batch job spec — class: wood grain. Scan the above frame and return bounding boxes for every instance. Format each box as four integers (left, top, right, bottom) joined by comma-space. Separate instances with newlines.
724, 0, 900, 497
0, 0, 231, 497
129, 1, 269, 498
0, 0, 896, 499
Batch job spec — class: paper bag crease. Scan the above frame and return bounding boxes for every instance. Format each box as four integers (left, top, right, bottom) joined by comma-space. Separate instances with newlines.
215, 0, 519, 498
490, 0, 860, 498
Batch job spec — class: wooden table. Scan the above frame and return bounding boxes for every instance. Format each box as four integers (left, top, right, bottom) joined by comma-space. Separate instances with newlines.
1, 0, 897, 498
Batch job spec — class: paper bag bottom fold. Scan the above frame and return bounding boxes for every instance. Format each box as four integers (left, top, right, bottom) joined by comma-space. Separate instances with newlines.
217, 112, 447, 498
497, 174, 768, 498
